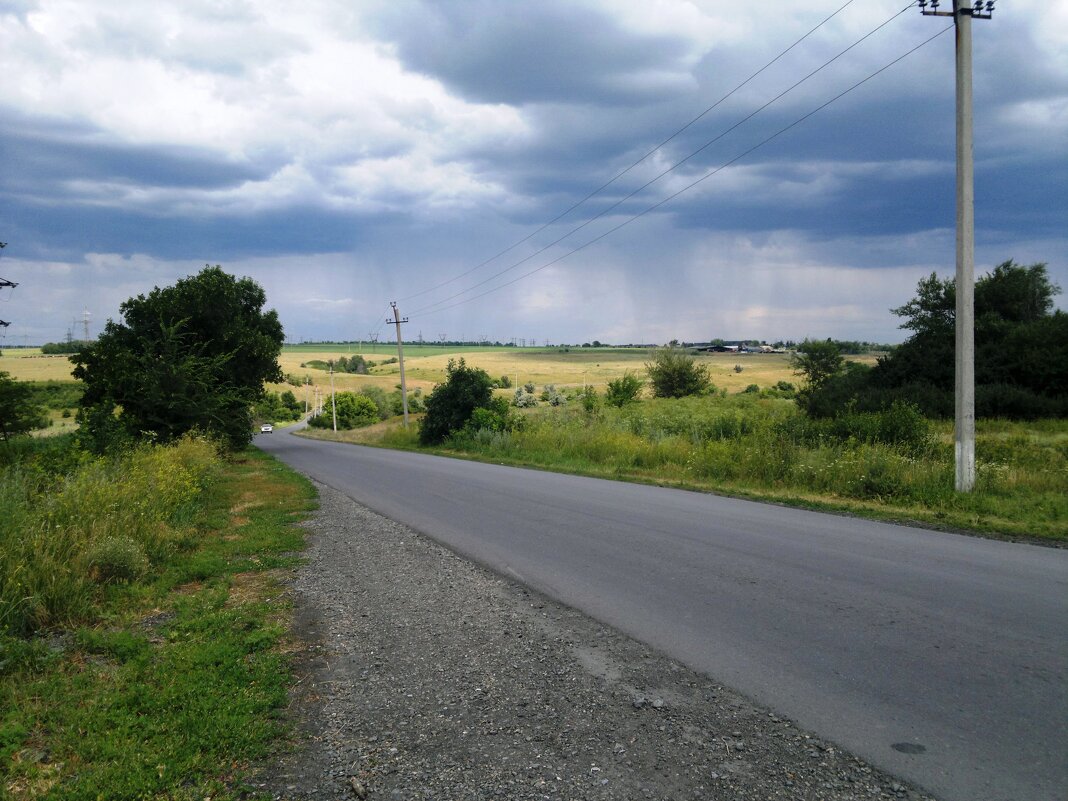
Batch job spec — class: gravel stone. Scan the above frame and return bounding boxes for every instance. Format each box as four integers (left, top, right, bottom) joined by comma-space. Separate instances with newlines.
252, 481, 937, 800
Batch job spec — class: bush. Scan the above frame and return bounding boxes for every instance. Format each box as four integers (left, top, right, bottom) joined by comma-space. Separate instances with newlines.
540, 384, 566, 406
419, 359, 494, 445
499, 375, 513, 389
743, 384, 760, 394
358, 386, 392, 420
463, 397, 522, 438
605, 371, 643, 407
513, 389, 538, 408
778, 400, 932, 455
85, 536, 149, 584
580, 386, 599, 414
646, 348, 711, 398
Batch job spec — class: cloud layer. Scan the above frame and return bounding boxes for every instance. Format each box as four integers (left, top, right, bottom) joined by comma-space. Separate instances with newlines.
2, 0, 1065, 345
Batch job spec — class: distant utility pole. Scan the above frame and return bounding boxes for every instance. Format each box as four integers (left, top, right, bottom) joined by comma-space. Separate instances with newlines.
921, 0, 994, 492
81, 309, 91, 342
439, 333, 447, 348
329, 361, 337, 432
389, 302, 410, 426
368, 331, 379, 353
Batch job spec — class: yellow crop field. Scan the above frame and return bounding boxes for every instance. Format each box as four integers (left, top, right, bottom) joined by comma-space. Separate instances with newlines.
0, 349, 78, 382
2, 343, 878, 398
283, 345, 879, 396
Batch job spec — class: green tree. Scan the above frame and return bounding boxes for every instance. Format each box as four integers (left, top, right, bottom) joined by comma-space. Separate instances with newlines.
419, 358, 494, 445
0, 371, 48, 440
645, 348, 711, 398
71, 266, 284, 450
791, 339, 844, 389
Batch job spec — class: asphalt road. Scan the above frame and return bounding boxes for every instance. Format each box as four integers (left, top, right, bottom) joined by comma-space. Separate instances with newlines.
256, 427, 1068, 801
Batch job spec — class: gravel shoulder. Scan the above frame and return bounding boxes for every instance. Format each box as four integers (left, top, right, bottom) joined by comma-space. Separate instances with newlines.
253, 480, 936, 801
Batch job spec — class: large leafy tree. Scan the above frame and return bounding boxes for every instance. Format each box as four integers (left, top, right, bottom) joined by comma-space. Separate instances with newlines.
805, 261, 1066, 419
72, 266, 284, 450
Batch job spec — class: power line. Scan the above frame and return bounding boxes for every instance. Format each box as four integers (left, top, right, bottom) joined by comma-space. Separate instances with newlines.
396, 0, 861, 305
411, 2, 917, 317
409, 24, 954, 321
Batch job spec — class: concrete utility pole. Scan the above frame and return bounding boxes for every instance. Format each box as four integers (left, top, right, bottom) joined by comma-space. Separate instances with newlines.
329, 361, 337, 432
920, 0, 993, 492
389, 302, 411, 426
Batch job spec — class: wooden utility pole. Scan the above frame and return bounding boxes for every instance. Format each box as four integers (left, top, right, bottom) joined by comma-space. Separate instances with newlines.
389, 302, 410, 426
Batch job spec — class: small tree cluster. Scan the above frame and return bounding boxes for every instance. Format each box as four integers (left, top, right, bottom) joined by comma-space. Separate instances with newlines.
254, 390, 304, 423
308, 392, 379, 430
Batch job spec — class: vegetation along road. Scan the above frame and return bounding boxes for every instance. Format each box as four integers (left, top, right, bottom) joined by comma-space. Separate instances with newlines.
256, 424, 1067, 801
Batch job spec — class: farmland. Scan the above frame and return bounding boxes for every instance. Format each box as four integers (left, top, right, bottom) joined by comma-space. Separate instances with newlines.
275, 344, 856, 395
3, 343, 865, 396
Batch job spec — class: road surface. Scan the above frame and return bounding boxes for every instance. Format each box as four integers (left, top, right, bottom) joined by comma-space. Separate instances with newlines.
256, 426, 1068, 801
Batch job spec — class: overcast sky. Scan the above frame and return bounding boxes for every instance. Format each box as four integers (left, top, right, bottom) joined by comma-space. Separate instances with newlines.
1, 0, 1065, 346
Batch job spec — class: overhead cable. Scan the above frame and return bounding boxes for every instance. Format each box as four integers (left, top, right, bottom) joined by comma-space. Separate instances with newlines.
395, 0, 861, 304
409, 23, 953, 320
411, 1, 917, 317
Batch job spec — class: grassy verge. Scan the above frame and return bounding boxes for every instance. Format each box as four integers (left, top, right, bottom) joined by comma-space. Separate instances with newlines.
0, 437, 316, 799
300, 397, 1067, 542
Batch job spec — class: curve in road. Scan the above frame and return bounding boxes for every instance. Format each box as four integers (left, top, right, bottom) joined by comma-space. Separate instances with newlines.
256, 426, 1068, 801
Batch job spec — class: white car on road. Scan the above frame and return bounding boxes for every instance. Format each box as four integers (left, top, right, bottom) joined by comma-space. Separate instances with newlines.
260, 423, 274, 433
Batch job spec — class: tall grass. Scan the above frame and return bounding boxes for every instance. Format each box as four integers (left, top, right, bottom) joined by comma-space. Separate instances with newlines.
0, 434, 220, 635
393, 396, 1067, 540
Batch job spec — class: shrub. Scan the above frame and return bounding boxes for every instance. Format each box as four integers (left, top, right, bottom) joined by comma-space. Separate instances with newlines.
419, 359, 495, 445
463, 397, 522, 438
85, 536, 149, 584
513, 389, 538, 408
499, 375, 513, 389
523, 382, 535, 394
605, 371, 643, 407
540, 384, 566, 406
358, 386, 392, 420
743, 384, 760, 394
646, 348, 711, 398
581, 386, 599, 414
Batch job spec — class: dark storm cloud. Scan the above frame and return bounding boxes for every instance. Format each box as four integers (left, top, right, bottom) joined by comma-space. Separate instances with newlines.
0, 123, 274, 194
368, 0, 697, 105
3, 199, 396, 262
